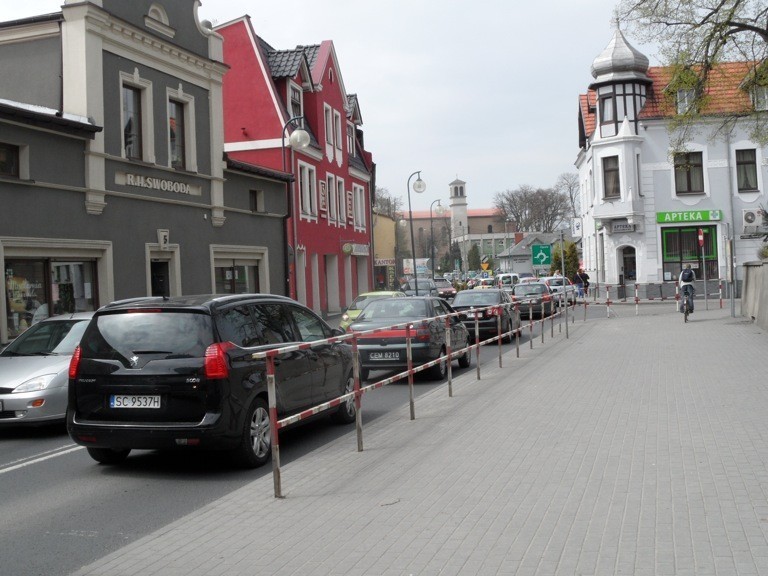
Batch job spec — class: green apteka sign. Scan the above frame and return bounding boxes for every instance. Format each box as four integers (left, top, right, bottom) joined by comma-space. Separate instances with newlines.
656, 210, 722, 223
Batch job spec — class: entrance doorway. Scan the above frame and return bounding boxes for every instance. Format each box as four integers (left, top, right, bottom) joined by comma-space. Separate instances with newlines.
620, 246, 636, 283
150, 260, 170, 297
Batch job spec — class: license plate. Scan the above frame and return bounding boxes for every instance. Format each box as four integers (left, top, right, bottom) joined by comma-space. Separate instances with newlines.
369, 351, 400, 360
109, 395, 161, 409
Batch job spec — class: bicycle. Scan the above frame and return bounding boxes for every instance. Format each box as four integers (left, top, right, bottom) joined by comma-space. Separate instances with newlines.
681, 286, 694, 323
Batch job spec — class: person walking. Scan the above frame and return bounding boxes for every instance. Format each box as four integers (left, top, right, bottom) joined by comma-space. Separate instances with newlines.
678, 264, 696, 313
573, 268, 590, 299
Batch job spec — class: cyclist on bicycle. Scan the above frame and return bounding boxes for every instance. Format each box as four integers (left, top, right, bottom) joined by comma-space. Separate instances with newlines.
679, 264, 696, 313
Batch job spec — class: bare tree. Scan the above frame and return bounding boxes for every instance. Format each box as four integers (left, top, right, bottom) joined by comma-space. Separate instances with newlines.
373, 187, 401, 219
554, 172, 580, 217
493, 186, 571, 232
615, 0, 768, 146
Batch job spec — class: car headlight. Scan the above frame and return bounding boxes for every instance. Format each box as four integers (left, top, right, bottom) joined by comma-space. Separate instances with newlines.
13, 374, 57, 393
341, 313, 350, 322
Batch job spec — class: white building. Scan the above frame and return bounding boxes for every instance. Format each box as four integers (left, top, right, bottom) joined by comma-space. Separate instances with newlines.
576, 30, 767, 288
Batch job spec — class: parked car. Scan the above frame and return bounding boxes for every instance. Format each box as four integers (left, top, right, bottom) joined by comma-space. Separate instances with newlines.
509, 282, 555, 319
348, 296, 471, 381
339, 290, 405, 331
539, 275, 577, 305
400, 278, 438, 296
67, 294, 355, 468
495, 273, 520, 291
474, 277, 496, 289
433, 277, 457, 300
0, 312, 93, 426
450, 289, 520, 343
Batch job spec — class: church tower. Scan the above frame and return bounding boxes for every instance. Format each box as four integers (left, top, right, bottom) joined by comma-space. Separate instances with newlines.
449, 178, 468, 239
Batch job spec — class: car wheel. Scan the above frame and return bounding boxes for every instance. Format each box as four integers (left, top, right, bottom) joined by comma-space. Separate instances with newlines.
331, 372, 356, 425
86, 447, 130, 465
428, 348, 448, 380
458, 339, 471, 368
231, 396, 271, 469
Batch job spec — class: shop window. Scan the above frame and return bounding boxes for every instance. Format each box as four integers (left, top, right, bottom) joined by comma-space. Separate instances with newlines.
674, 152, 704, 194
736, 149, 758, 191
5, 259, 95, 339
215, 264, 259, 294
660, 226, 717, 281
0, 143, 19, 177
603, 156, 620, 199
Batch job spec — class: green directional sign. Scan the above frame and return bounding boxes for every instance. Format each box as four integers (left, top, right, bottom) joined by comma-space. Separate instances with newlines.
531, 244, 551, 266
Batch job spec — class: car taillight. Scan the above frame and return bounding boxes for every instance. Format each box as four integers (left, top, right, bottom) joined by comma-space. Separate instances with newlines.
414, 322, 431, 342
68, 346, 82, 379
205, 342, 234, 379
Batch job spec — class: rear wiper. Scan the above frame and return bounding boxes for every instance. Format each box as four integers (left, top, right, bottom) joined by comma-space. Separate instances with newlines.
131, 350, 173, 355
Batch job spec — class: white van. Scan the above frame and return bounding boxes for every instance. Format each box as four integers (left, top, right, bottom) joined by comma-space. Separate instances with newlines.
495, 273, 520, 290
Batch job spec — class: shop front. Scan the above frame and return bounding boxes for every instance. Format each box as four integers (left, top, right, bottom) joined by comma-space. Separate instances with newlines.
657, 210, 721, 282
4, 258, 97, 339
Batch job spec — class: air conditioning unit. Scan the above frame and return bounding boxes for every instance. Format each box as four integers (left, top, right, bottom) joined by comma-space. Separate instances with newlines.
742, 208, 761, 232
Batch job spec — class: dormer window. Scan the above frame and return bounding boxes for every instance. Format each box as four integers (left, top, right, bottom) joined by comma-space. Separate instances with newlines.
289, 83, 303, 121
753, 85, 768, 111
676, 89, 696, 114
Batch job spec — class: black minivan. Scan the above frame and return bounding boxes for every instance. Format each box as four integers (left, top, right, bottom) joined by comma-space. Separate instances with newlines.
67, 294, 355, 468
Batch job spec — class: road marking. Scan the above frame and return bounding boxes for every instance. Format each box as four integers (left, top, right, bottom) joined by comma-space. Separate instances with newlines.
0, 445, 83, 475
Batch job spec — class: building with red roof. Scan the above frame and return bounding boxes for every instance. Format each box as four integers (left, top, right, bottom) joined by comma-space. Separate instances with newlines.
576, 29, 767, 287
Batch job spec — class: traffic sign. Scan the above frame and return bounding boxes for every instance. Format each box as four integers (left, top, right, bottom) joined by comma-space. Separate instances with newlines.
531, 244, 551, 266
698, 228, 704, 247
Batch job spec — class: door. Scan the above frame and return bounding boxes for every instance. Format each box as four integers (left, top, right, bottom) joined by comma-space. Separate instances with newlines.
150, 260, 170, 297
249, 303, 312, 412
287, 304, 345, 405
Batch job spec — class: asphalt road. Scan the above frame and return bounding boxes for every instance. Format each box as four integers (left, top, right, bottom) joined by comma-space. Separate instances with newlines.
0, 306, 599, 576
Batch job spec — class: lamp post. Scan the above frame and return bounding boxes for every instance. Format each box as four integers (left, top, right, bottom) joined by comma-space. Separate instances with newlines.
406, 171, 426, 295
281, 116, 310, 300
429, 199, 446, 279
504, 217, 513, 272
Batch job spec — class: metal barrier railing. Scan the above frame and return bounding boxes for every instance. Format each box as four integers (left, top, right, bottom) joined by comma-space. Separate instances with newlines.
252, 297, 584, 498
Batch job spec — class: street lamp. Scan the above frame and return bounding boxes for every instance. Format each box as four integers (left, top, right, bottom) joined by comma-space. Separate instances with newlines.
429, 199, 446, 279
504, 217, 513, 272
282, 116, 310, 300
406, 171, 426, 295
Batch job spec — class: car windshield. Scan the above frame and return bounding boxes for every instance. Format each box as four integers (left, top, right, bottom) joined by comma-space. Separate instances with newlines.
434, 279, 451, 287
359, 299, 429, 320
513, 284, 547, 296
1, 319, 89, 356
452, 292, 499, 306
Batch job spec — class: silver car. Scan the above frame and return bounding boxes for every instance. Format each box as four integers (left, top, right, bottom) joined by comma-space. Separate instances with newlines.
0, 312, 93, 425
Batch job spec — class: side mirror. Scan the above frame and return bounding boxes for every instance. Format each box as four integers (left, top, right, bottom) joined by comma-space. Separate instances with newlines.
331, 327, 345, 337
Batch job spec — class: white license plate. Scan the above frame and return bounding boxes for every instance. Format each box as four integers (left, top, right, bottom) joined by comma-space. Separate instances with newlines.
109, 395, 161, 409
369, 351, 400, 360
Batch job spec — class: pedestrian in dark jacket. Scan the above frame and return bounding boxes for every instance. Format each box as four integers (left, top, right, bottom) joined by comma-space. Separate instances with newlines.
573, 269, 590, 298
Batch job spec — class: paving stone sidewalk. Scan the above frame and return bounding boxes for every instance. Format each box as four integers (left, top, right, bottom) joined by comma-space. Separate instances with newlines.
72, 306, 768, 576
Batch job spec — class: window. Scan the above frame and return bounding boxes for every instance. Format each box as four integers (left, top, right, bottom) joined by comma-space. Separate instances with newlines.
290, 84, 303, 119
599, 94, 614, 123
346, 123, 356, 156
250, 190, 265, 213
299, 163, 317, 216
324, 106, 333, 145
289, 305, 329, 342
603, 156, 620, 198
333, 111, 342, 149
736, 149, 758, 191
753, 86, 768, 111
250, 304, 295, 344
676, 89, 695, 114
327, 174, 337, 220
336, 178, 346, 226
674, 152, 704, 194
168, 99, 185, 170
0, 143, 19, 177
353, 184, 366, 228
123, 85, 143, 159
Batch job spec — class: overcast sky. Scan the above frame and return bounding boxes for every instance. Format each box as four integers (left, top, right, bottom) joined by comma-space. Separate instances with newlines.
5, 1, 659, 212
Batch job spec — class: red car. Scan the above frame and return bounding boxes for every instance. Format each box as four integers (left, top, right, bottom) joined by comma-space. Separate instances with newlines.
433, 277, 457, 299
